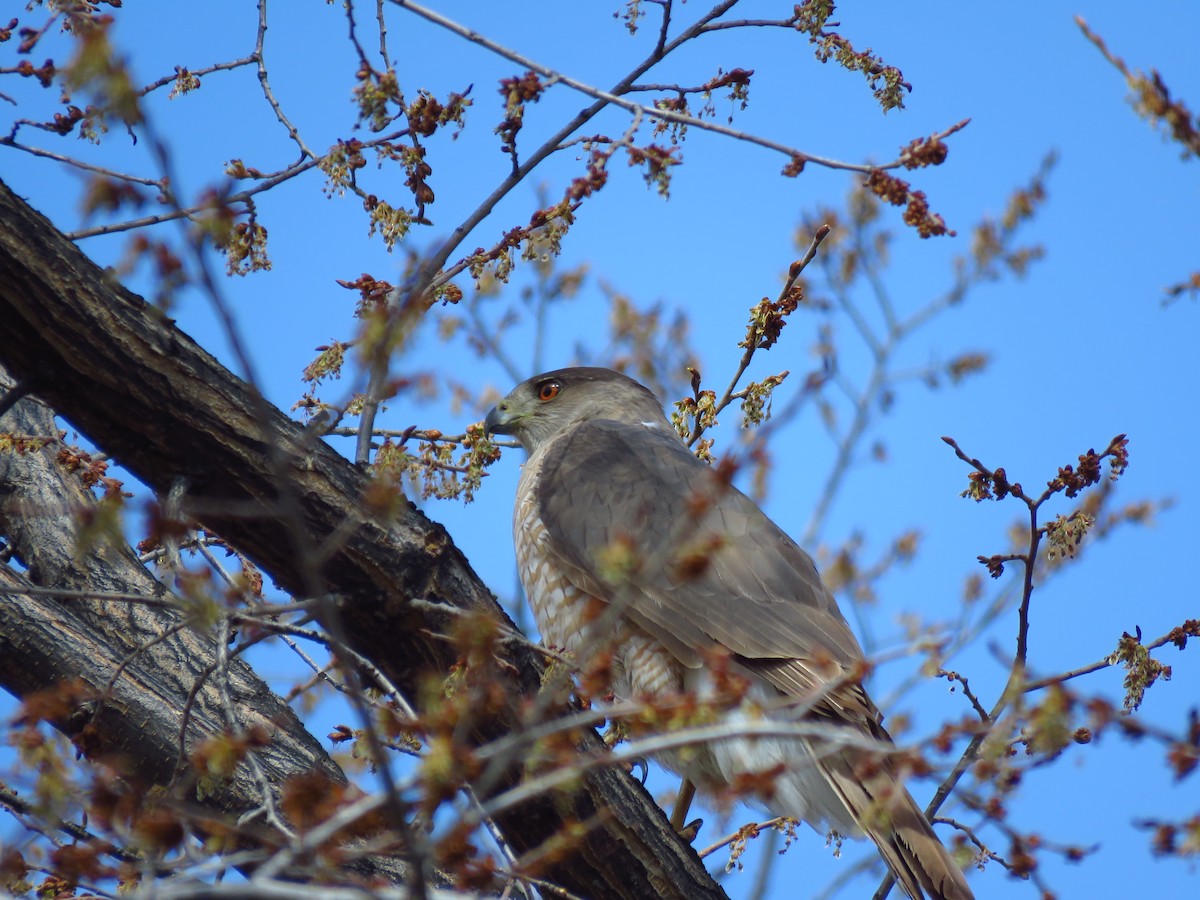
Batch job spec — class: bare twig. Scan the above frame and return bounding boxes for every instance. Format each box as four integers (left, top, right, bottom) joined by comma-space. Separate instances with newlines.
939, 670, 990, 723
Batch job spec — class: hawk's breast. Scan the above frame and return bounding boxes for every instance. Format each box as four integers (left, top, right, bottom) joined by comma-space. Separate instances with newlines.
513, 445, 682, 701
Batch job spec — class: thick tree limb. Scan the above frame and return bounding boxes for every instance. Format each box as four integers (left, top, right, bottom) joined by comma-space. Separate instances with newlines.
0, 178, 725, 899
0, 374, 426, 888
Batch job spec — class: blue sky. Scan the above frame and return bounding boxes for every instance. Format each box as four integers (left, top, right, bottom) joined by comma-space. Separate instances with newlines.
2, 2, 1198, 897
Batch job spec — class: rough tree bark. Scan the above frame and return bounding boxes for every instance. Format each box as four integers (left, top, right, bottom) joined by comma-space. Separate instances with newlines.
0, 375, 423, 887
0, 178, 726, 899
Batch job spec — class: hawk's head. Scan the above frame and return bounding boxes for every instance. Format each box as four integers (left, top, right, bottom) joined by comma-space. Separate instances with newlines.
484, 367, 667, 454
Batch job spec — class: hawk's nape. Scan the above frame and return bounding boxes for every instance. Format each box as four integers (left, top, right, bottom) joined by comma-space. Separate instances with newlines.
486, 366, 973, 900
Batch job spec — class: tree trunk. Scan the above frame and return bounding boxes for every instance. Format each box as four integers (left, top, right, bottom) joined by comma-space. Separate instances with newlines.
0, 178, 726, 900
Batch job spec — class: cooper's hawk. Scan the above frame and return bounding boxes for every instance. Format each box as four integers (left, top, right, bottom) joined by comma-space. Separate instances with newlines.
485, 367, 972, 900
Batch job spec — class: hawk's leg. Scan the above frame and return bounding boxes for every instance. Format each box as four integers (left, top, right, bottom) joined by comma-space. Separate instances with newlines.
669, 777, 702, 840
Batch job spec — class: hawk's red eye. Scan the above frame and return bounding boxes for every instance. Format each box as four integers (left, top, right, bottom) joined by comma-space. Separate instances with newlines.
537, 381, 560, 401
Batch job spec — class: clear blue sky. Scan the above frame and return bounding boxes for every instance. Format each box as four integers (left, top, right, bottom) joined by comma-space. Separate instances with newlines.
2, 2, 1197, 897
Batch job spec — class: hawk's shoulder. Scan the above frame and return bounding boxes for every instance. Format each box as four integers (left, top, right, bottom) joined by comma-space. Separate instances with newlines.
529, 415, 865, 678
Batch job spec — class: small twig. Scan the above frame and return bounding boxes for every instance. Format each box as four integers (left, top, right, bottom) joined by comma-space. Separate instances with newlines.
232, 614, 418, 721
64, 155, 321, 239
1075, 16, 1130, 77
0, 137, 167, 189
1023, 622, 1193, 693
375, 0, 393, 69
326, 425, 518, 449
939, 669, 990, 723
139, 55, 257, 97
138, 534, 230, 564
254, 0, 314, 157
0, 783, 143, 864
215, 618, 294, 835
700, 17, 805, 33
688, 226, 830, 449
932, 815, 1010, 872
696, 815, 790, 860
785, 223, 832, 300
7, 10, 59, 58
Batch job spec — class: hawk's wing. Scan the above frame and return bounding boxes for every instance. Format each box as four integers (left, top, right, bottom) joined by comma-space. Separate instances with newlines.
535, 418, 873, 714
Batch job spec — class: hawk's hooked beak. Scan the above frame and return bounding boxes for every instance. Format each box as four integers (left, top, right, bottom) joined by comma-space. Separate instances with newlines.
485, 395, 540, 454
483, 402, 514, 437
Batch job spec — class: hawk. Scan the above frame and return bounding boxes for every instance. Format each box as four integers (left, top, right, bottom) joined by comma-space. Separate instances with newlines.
485, 367, 972, 900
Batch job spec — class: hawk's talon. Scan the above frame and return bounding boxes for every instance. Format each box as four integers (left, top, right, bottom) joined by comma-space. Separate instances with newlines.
678, 817, 703, 842
625, 757, 649, 784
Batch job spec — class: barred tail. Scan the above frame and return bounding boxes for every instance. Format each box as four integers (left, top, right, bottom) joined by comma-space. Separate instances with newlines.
818, 752, 973, 900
